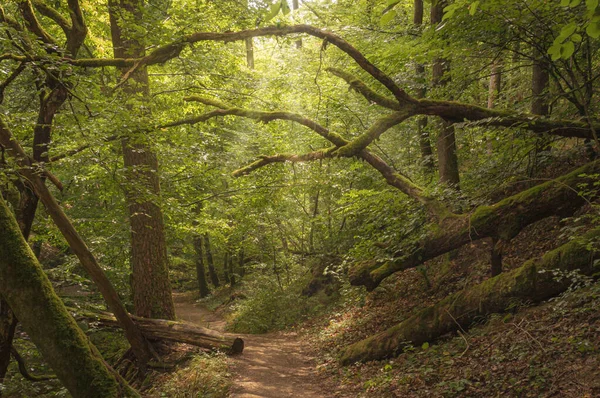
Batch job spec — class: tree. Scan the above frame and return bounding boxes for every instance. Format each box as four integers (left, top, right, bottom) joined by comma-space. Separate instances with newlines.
0, 196, 138, 398
108, 0, 175, 320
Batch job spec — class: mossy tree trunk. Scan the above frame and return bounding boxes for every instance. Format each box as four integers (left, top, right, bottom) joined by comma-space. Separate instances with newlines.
0, 197, 139, 397
340, 227, 600, 365
349, 160, 600, 290
108, 0, 175, 321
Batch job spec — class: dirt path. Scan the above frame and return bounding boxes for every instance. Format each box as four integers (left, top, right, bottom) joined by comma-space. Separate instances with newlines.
172, 293, 330, 398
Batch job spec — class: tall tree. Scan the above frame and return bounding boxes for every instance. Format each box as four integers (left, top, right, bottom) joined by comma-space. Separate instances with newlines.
108, 0, 175, 320
431, 0, 460, 187
414, 0, 433, 171
204, 234, 220, 287
193, 236, 211, 298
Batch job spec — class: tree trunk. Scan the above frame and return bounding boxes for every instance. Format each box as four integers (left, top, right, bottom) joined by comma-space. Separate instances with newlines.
531, 48, 549, 116
245, 38, 254, 69
204, 234, 220, 287
108, 0, 175, 320
340, 227, 600, 364
238, 248, 246, 277
193, 236, 210, 298
229, 252, 236, 286
223, 251, 231, 285
431, 0, 460, 187
488, 59, 502, 109
0, 117, 154, 366
74, 311, 244, 355
349, 160, 600, 290
0, 299, 16, 385
414, 0, 433, 172
0, 197, 138, 397
293, 0, 302, 48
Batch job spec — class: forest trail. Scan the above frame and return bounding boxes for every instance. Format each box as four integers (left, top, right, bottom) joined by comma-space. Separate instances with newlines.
172, 293, 330, 398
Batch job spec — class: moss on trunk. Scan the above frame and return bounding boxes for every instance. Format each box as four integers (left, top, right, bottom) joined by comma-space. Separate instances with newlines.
0, 197, 138, 397
340, 228, 600, 365
349, 160, 600, 290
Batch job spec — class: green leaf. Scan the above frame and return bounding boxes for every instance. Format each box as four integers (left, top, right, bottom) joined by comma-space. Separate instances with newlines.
561, 0, 571, 5
265, 1, 281, 22
421, 342, 430, 350
386, 0, 400, 6
380, 10, 397, 25
548, 43, 562, 61
561, 40, 575, 59
281, 0, 291, 15
557, 22, 577, 43
587, 20, 600, 38
571, 33, 583, 42
469, 1, 480, 15
569, 0, 582, 6
587, 0, 599, 10
442, 4, 459, 20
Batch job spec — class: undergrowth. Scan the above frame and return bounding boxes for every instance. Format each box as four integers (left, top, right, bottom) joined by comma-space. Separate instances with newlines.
227, 261, 335, 334
146, 352, 230, 398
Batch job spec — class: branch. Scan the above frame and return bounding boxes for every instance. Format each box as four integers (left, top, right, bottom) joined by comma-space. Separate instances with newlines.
327, 67, 401, 110
333, 111, 413, 157
0, 63, 25, 104
180, 97, 451, 219
19, 0, 57, 46
417, 99, 599, 139
232, 149, 336, 177
31, 0, 71, 37
331, 68, 600, 140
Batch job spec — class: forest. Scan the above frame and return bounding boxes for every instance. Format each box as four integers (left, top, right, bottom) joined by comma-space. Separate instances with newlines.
0, 0, 599, 396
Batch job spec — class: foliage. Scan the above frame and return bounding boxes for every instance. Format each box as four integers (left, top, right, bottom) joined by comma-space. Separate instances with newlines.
147, 352, 231, 398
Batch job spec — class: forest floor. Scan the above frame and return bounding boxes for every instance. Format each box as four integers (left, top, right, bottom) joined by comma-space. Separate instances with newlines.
172, 292, 334, 398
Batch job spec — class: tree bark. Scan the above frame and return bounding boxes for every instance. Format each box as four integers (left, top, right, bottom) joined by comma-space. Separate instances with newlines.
108, 0, 175, 320
349, 160, 600, 290
414, 0, 433, 171
223, 251, 231, 285
531, 48, 549, 116
193, 236, 210, 298
431, 0, 459, 187
229, 252, 236, 286
204, 234, 220, 287
340, 227, 600, 364
0, 197, 138, 397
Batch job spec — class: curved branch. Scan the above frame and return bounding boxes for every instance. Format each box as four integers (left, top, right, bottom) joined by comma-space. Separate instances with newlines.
32, 0, 71, 37
19, 0, 57, 46
11, 348, 57, 382
333, 111, 414, 157
232, 149, 336, 177
179, 97, 450, 219
327, 67, 401, 111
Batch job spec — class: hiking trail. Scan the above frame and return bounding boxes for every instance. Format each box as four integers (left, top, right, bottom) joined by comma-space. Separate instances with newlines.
173, 293, 331, 398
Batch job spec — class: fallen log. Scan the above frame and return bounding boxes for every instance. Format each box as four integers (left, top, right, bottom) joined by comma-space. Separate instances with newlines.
349, 159, 600, 290
340, 227, 600, 365
73, 310, 244, 355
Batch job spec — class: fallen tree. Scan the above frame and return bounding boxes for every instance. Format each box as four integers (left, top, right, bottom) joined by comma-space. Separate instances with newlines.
0, 196, 138, 397
73, 310, 244, 355
348, 159, 600, 290
339, 227, 600, 365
